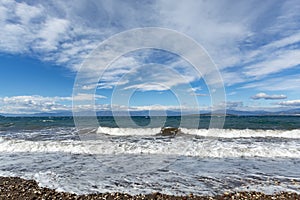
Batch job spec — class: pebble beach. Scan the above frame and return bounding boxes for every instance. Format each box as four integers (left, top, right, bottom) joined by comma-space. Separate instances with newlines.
1, 177, 299, 200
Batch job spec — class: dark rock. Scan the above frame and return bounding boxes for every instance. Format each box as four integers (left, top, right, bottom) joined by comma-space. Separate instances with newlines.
159, 127, 181, 136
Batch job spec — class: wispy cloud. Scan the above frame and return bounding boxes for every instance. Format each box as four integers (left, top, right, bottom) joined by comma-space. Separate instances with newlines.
73, 93, 106, 101
251, 93, 287, 100
0, 0, 300, 96
213, 101, 244, 110
195, 93, 207, 97
0, 0, 252, 70
243, 49, 300, 78
111, 1, 299, 92
242, 75, 300, 91
0, 0, 158, 70
86, 50, 200, 92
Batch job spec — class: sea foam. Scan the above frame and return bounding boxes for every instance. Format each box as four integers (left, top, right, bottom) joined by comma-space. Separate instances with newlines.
0, 134, 299, 158
96, 127, 300, 138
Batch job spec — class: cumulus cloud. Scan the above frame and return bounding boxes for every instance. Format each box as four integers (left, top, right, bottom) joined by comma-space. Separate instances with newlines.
251, 93, 287, 100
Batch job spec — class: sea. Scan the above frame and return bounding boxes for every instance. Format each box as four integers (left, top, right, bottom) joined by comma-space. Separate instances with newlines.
0, 115, 299, 195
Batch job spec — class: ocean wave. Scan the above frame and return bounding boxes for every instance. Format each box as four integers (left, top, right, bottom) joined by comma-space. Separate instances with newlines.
96, 127, 300, 138
181, 128, 300, 138
0, 136, 299, 158
97, 127, 161, 136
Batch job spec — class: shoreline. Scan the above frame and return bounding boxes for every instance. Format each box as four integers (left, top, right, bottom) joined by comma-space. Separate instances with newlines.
0, 176, 299, 200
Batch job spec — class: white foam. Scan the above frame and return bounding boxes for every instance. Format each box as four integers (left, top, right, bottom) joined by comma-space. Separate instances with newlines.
0, 138, 89, 154
97, 127, 161, 136
41, 120, 54, 122
96, 127, 300, 139
0, 136, 299, 158
181, 128, 300, 138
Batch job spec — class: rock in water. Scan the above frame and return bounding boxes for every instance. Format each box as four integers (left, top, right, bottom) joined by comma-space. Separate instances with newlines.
160, 127, 181, 136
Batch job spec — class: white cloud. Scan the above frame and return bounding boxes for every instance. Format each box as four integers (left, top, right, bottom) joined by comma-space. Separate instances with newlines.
227, 92, 237, 96
0, 95, 106, 114
263, 32, 300, 50
88, 50, 201, 92
195, 93, 207, 97
277, 100, 300, 107
130, 105, 183, 111
0, 94, 298, 114
0, 0, 300, 95
34, 18, 70, 51
0, 95, 71, 114
188, 86, 202, 93
0, 0, 159, 69
220, 71, 246, 86
251, 93, 287, 100
15, 2, 43, 25
188, 86, 208, 97
213, 101, 243, 110
244, 49, 300, 78
226, 101, 244, 109
73, 93, 106, 101
124, 83, 169, 91
242, 75, 300, 91
157, 0, 254, 68
243, 32, 300, 63
82, 84, 98, 90
0, 95, 199, 114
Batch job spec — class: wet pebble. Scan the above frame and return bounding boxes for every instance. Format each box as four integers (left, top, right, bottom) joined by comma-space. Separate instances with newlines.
0, 177, 300, 200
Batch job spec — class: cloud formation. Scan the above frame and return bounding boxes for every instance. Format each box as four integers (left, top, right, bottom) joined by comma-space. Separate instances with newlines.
0, 0, 158, 69
277, 100, 300, 107
0, 95, 71, 114
1, 94, 298, 115
0, 0, 299, 113
1, 0, 299, 87
242, 75, 300, 91
0, 95, 197, 114
251, 93, 287, 100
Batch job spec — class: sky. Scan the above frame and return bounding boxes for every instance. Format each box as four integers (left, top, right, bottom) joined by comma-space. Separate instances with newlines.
0, 0, 300, 114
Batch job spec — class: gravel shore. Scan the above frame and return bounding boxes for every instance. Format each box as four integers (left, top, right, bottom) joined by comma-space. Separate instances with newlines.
0, 176, 299, 200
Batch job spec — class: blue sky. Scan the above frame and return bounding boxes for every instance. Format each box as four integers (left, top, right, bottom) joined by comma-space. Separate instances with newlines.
0, 0, 300, 114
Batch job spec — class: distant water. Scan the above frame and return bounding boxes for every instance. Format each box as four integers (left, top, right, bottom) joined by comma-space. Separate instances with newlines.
0, 116, 299, 195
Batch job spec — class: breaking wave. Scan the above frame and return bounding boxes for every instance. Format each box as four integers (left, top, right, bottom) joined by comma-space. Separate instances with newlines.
0, 134, 299, 158
97, 127, 300, 138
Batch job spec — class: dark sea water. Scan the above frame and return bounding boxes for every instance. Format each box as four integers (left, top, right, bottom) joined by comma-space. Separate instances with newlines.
1, 115, 300, 130
0, 116, 299, 195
